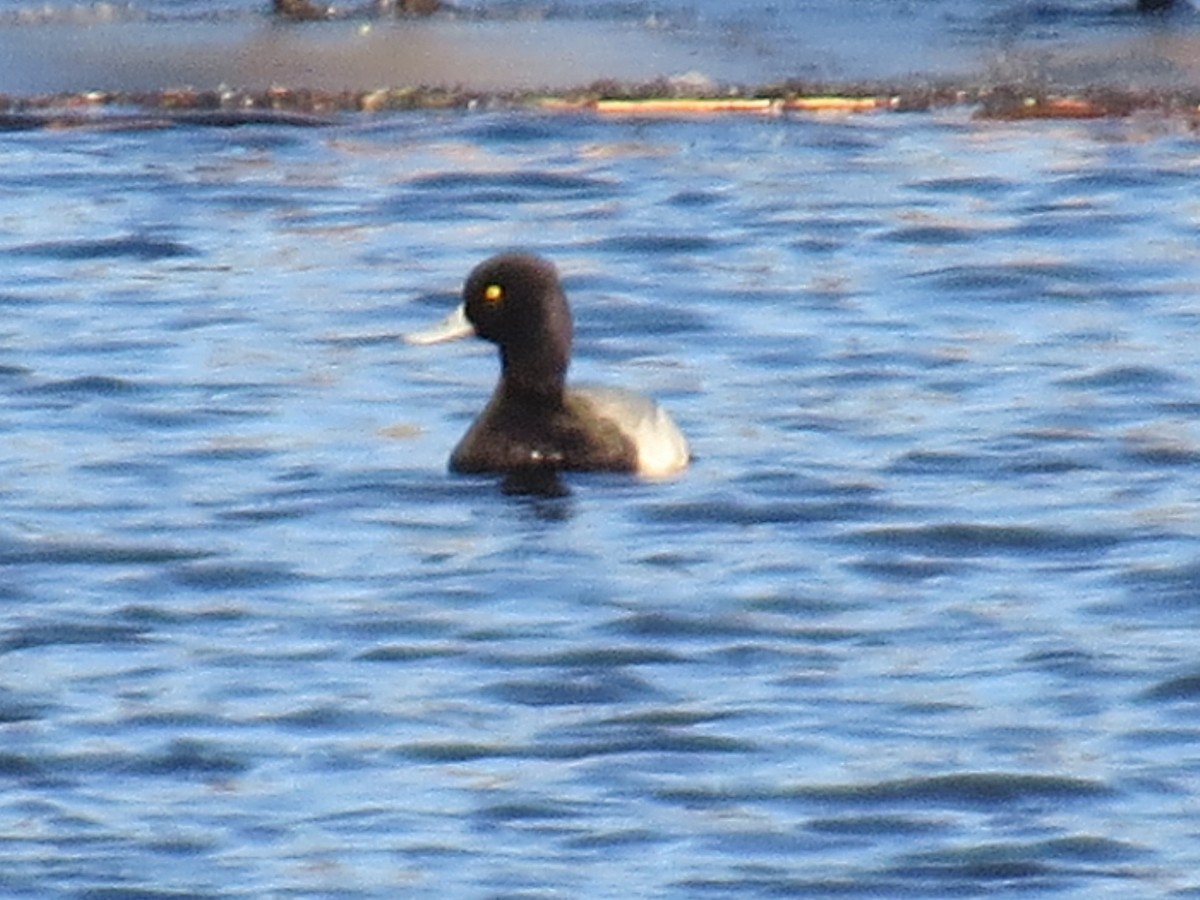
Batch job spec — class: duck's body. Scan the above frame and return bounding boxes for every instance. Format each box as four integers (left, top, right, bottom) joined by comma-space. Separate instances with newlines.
407, 253, 690, 477
451, 383, 688, 475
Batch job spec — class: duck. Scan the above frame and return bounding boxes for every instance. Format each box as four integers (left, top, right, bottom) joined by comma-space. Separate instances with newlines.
406, 253, 690, 477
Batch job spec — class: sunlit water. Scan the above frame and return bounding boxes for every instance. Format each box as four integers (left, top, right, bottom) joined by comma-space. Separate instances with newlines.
3, 105, 1200, 897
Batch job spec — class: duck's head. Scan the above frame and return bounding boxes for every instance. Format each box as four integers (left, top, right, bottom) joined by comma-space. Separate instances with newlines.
408, 253, 574, 395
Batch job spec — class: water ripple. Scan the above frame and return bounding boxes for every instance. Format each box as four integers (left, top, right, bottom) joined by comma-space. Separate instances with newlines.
660, 772, 1114, 807
845, 523, 1124, 556
7, 235, 197, 260
0, 536, 211, 566
1, 622, 149, 653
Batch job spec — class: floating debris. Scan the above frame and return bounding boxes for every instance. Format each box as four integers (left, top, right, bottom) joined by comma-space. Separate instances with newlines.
973, 87, 1146, 120
591, 98, 781, 115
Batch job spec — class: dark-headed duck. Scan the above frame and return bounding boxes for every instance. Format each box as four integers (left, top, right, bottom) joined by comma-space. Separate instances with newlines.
407, 253, 690, 477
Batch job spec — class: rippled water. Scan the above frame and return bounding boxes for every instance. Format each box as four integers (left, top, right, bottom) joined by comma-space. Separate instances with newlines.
4, 108, 1200, 897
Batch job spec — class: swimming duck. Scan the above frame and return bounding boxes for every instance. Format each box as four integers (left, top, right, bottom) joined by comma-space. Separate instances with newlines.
407, 253, 690, 476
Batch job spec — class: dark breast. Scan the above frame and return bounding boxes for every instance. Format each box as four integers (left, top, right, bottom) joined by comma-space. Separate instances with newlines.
449, 392, 637, 474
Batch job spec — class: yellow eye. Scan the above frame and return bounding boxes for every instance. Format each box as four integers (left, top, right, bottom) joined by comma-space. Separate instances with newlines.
483, 283, 504, 304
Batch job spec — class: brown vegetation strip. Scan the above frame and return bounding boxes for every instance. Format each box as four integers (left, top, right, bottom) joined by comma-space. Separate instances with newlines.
0, 82, 1198, 128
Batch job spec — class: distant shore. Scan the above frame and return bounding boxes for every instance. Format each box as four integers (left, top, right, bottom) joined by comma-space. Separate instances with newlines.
1, 10, 1200, 121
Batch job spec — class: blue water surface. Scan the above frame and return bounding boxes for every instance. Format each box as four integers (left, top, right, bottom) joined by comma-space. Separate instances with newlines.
2, 106, 1200, 898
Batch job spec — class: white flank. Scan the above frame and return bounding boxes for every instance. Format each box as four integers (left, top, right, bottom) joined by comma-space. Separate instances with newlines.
572, 384, 690, 477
